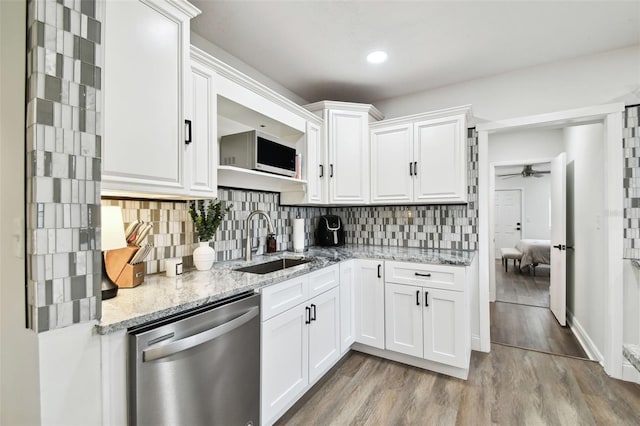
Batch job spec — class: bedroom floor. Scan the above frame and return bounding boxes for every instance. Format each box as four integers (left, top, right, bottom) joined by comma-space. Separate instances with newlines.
492, 260, 588, 359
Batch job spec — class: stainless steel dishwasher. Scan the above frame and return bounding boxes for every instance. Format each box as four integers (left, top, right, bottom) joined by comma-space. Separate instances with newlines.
128, 291, 260, 426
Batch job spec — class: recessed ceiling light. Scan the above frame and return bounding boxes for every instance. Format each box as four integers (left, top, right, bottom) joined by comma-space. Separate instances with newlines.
366, 51, 388, 64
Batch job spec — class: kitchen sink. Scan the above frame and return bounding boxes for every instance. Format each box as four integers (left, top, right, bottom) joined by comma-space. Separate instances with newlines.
235, 258, 313, 275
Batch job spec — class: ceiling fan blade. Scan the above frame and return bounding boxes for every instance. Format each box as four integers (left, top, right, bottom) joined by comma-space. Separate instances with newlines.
497, 172, 522, 177
499, 174, 520, 179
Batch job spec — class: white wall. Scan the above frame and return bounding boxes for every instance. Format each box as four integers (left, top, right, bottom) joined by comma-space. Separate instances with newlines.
564, 123, 606, 359
0, 1, 42, 424
488, 128, 565, 164
375, 44, 640, 122
495, 174, 551, 240
38, 323, 103, 426
191, 32, 310, 106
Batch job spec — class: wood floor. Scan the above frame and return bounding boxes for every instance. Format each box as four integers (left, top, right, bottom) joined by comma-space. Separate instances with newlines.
495, 259, 550, 308
277, 346, 640, 425
492, 260, 588, 358
490, 302, 588, 358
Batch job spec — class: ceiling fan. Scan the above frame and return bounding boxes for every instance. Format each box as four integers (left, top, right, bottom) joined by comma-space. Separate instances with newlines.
497, 165, 551, 179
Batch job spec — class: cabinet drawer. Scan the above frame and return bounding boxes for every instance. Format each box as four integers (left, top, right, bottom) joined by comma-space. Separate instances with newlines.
307, 264, 339, 299
261, 276, 309, 321
385, 261, 465, 292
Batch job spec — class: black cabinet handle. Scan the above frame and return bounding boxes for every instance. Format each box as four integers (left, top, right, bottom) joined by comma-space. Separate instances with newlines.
409, 162, 413, 176
310, 304, 317, 321
425, 291, 429, 307
416, 290, 420, 306
330, 164, 334, 178
414, 272, 431, 277
319, 164, 324, 178
305, 306, 311, 324
553, 244, 565, 250
413, 161, 417, 176
377, 264, 382, 278
184, 120, 192, 144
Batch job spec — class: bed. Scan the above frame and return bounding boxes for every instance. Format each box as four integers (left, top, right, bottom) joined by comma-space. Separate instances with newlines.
515, 239, 551, 272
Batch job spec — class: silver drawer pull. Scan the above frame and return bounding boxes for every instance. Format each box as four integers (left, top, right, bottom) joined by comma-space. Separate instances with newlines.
414, 272, 431, 278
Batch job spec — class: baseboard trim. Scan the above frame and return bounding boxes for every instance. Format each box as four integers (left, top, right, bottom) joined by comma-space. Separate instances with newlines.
622, 361, 640, 384
567, 311, 603, 364
471, 334, 483, 352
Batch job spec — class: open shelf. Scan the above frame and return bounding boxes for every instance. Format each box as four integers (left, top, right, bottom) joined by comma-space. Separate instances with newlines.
217, 166, 307, 193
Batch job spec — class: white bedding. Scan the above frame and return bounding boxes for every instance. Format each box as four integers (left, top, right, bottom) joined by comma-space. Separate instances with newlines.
515, 239, 551, 269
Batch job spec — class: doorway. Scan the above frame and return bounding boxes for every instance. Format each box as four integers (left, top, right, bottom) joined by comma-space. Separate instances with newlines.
476, 103, 625, 378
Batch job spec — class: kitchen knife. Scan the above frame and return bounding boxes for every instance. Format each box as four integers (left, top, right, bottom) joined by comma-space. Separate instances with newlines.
134, 223, 153, 246
127, 221, 144, 244
124, 219, 140, 241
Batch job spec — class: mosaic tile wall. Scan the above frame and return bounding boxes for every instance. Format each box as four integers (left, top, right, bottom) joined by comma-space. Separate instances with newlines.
623, 105, 640, 259
330, 129, 479, 251
103, 189, 328, 274
26, 0, 103, 332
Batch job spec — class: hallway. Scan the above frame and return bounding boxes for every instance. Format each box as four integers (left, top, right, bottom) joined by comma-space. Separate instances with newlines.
491, 260, 588, 359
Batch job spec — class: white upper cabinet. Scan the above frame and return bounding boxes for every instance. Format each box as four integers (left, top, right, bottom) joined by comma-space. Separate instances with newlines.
102, 0, 201, 198
413, 114, 467, 202
370, 123, 414, 203
304, 101, 384, 205
370, 105, 471, 205
186, 52, 218, 196
305, 121, 325, 204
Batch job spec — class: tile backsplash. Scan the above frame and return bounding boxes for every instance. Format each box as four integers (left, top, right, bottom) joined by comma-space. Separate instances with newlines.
624, 105, 640, 259
102, 129, 479, 273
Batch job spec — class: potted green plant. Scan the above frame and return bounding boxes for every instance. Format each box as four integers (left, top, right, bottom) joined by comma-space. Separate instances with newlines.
189, 199, 232, 270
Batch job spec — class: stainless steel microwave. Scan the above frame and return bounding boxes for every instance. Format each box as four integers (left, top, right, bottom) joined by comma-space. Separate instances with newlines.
219, 130, 296, 177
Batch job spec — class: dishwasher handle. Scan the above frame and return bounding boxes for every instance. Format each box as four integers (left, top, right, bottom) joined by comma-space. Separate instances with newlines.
143, 306, 259, 362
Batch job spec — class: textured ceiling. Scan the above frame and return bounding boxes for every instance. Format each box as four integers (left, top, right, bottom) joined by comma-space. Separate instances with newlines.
191, 1, 640, 104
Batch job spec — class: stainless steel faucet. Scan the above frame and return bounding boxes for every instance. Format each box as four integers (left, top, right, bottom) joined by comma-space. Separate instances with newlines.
245, 210, 274, 261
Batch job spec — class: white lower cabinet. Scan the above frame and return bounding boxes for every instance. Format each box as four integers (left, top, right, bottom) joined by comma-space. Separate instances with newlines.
261, 303, 310, 424
353, 259, 385, 349
339, 260, 356, 354
384, 261, 470, 370
261, 266, 340, 425
385, 283, 467, 368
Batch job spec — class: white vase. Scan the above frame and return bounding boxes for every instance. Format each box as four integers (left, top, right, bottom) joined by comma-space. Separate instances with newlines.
193, 241, 215, 271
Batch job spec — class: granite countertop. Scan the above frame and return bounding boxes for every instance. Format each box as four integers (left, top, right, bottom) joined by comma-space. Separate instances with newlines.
97, 244, 476, 335
623, 344, 640, 373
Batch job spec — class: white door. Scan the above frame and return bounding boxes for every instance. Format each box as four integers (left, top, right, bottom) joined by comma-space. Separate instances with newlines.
306, 121, 325, 204
370, 123, 414, 203
353, 260, 385, 349
423, 288, 467, 368
385, 283, 423, 358
494, 189, 522, 258
550, 152, 567, 326
328, 110, 369, 204
339, 260, 355, 354
308, 287, 340, 383
261, 305, 309, 425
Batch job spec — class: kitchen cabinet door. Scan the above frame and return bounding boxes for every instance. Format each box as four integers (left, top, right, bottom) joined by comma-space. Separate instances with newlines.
305, 121, 326, 204
308, 287, 341, 383
261, 305, 309, 425
102, 0, 199, 197
384, 283, 423, 358
413, 115, 467, 203
370, 123, 414, 203
339, 260, 355, 354
353, 259, 385, 349
327, 109, 370, 204
422, 287, 467, 368
186, 58, 217, 196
